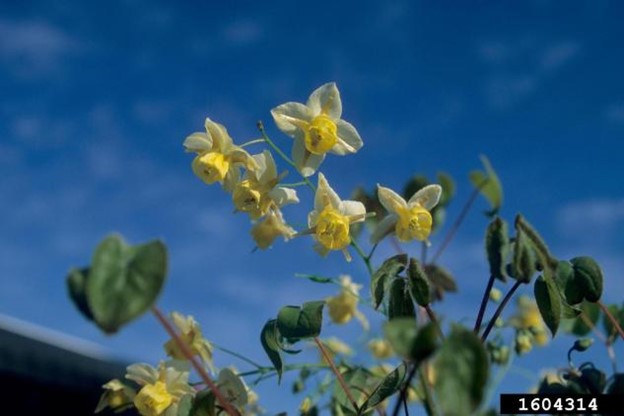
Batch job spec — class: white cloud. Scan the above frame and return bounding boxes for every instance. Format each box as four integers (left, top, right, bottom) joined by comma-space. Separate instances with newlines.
557, 198, 624, 238
605, 103, 624, 125
479, 38, 581, 110
0, 18, 81, 78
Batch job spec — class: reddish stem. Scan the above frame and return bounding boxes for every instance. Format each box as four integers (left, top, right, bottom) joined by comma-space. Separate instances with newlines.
314, 337, 359, 412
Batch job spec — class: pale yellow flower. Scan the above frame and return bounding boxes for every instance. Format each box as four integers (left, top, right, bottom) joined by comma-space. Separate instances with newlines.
305, 173, 366, 261
126, 362, 195, 416
251, 208, 296, 249
510, 295, 549, 346
368, 338, 394, 359
232, 150, 298, 219
184, 118, 256, 192
95, 379, 135, 413
372, 184, 442, 244
326, 275, 369, 330
299, 397, 313, 414
163, 312, 214, 371
271, 82, 363, 177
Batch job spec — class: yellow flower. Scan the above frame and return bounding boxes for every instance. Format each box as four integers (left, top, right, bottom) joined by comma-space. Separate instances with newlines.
184, 118, 256, 192
368, 338, 394, 359
319, 336, 353, 364
305, 173, 366, 261
126, 362, 195, 416
271, 82, 363, 177
326, 275, 369, 330
299, 397, 313, 414
95, 379, 135, 413
251, 208, 296, 249
232, 150, 299, 219
515, 332, 533, 355
372, 184, 442, 244
163, 312, 215, 371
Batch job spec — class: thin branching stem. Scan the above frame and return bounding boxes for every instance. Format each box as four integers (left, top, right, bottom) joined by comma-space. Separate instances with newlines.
598, 301, 624, 341
481, 280, 522, 342
314, 337, 359, 413
474, 275, 496, 334
151, 307, 239, 416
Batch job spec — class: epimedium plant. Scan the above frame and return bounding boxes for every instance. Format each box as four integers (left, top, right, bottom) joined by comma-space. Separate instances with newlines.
66, 82, 624, 416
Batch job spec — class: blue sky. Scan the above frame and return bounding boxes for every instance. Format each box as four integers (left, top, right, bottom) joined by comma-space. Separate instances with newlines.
1, 0, 623, 413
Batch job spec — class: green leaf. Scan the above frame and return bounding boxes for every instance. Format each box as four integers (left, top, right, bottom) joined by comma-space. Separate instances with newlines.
485, 217, 509, 282
260, 319, 283, 382
333, 367, 370, 412
190, 390, 216, 416
602, 304, 624, 341
433, 326, 489, 415
606, 373, 624, 395
469, 155, 503, 216
371, 254, 408, 309
568, 301, 600, 336
388, 278, 416, 320
86, 234, 167, 334
296, 274, 334, 284
424, 263, 457, 301
67, 267, 94, 321
534, 275, 562, 336
176, 394, 193, 416
555, 260, 583, 305
276, 301, 325, 341
514, 215, 557, 272
384, 319, 439, 362
360, 363, 407, 411
408, 258, 431, 306
570, 256, 603, 303
511, 231, 536, 284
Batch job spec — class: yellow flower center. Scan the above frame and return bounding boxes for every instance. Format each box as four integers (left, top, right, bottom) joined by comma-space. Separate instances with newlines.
192, 152, 230, 184
232, 179, 272, 218
315, 205, 351, 250
327, 292, 356, 324
305, 114, 338, 155
134, 381, 173, 416
395, 204, 433, 242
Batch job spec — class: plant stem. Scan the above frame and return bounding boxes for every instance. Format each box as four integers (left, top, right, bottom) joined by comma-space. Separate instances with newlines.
151, 307, 239, 416
257, 121, 315, 192
240, 138, 265, 148
391, 363, 417, 416
419, 364, 438, 416
481, 280, 522, 342
351, 239, 374, 276
314, 337, 359, 413
213, 343, 264, 369
420, 242, 428, 265
367, 242, 379, 261
598, 301, 624, 341
474, 275, 496, 334
430, 187, 480, 264
425, 305, 444, 339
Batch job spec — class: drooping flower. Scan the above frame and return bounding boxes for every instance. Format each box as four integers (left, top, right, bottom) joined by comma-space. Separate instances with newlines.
371, 184, 442, 244
184, 118, 257, 192
368, 338, 394, 359
271, 82, 363, 177
95, 379, 136, 413
305, 173, 366, 261
326, 275, 369, 330
509, 296, 549, 354
250, 208, 296, 249
232, 150, 299, 219
163, 312, 215, 371
126, 362, 195, 416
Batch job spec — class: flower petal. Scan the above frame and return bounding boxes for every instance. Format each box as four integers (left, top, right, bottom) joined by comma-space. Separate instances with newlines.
315, 173, 342, 212
205, 118, 232, 152
307, 82, 342, 119
271, 102, 313, 136
408, 184, 442, 210
370, 214, 398, 244
223, 167, 240, 193
332, 119, 363, 155
340, 200, 366, 219
376, 185, 408, 213
269, 186, 299, 207
292, 136, 324, 177
183, 132, 212, 153
256, 150, 277, 184
126, 363, 158, 385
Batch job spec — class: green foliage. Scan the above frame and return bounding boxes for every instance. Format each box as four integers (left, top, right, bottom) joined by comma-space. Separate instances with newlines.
277, 301, 325, 341
177, 395, 193, 416
190, 389, 216, 416
388, 278, 416, 321
514, 214, 557, 272
563, 301, 600, 336
602, 303, 624, 341
407, 258, 431, 306
260, 319, 283, 382
384, 319, 439, 362
360, 364, 407, 411
67, 234, 167, 334
424, 263, 457, 301
371, 254, 408, 309
511, 230, 536, 283
485, 217, 509, 282
469, 155, 502, 216
433, 326, 489, 415
570, 256, 603, 303
534, 275, 562, 336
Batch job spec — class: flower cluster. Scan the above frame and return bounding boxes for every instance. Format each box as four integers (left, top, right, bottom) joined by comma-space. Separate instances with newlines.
509, 295, 550, 355
184, 82, 442, 256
